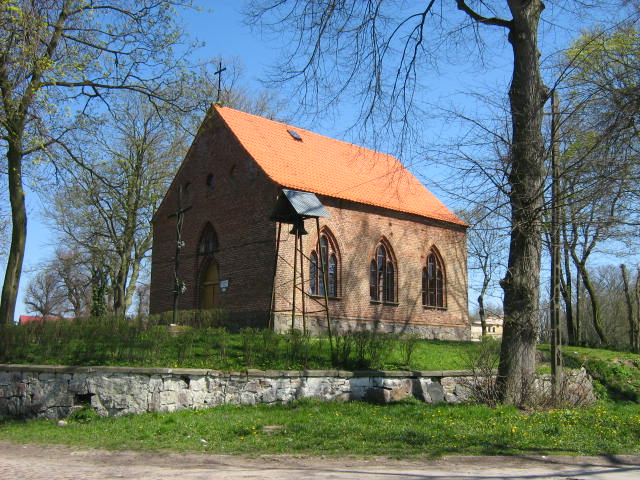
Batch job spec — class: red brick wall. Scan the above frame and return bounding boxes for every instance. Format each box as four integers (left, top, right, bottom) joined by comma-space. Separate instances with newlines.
273, 196, 469, 335
150, 110, 278, 316
151, 110, 468, 337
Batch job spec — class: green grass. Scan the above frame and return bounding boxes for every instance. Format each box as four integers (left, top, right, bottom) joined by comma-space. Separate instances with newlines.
560, 346, 640, 402
0, 318, 484, 371
1, 399, 639, 456
3, 321, 640, 457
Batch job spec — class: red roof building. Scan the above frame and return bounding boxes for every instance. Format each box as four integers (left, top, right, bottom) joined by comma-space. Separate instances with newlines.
150, 106, 469, 339
18, 315, 63, 324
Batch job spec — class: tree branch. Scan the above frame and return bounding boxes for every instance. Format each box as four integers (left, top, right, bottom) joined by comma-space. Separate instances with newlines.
455, 0, 511, 29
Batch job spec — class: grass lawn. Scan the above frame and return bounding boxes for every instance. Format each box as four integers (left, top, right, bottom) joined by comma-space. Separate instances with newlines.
1, 399, 639, 456
0, 319, 488, 371
3, 319, 640, 457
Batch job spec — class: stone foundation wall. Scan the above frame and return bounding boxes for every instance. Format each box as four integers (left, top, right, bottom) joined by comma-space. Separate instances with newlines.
273, 314, 471, 341
0, 365, 593, 420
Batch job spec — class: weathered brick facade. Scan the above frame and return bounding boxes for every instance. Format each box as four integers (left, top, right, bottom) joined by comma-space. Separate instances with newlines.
151, 107, 469, 339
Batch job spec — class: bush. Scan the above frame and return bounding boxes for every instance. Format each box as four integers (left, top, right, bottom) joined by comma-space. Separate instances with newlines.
287, 329, 311, 368
67, 405, 100, 423
331, 331, 395, 370
399, 334, 420, 367
461, 337, 501, 406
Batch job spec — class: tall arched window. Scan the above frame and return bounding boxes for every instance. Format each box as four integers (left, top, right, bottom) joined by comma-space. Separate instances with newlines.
370, 239, 397, 303
197, 223, 218, 256
422, 248, 446, 308
309, 229, 340, 298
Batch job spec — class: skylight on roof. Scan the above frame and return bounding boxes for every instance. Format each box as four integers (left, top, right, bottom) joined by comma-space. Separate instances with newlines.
287, 129, 302, 141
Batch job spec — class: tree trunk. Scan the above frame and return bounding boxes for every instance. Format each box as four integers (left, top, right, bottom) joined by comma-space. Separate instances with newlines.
497, 0, 547, 405
478, 293, 487, 338
561, 226, 575, 344
90, 266, 109, 318
478, 272, 490, 338
620, 264, 636, 350
577, 261, 607, 345
111, 152, 144, 317
0, 142, 27, 325
575, 263, 582, 344
634, 268, 640, 352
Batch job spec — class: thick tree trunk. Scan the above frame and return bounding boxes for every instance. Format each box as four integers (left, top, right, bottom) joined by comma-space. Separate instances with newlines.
0, 143, 27, 325
497, 0, 547, 405
0, 3, 69, 325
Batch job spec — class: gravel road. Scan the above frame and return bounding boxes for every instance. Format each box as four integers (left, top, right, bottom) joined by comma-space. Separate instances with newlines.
0, 442, 638, 479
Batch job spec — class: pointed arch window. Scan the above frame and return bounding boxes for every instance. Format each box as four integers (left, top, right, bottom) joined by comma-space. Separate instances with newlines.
309, 229, 340, 298
197, 223, 218, 256
370, 240, 397, 303
422, 248, 446, 308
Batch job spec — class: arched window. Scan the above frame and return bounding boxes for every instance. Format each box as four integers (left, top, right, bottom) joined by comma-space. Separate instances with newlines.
370, 240, 396, 302
197, 223, 218, 256
309, 229, 340, 297
422, 248, 446, 308
310, 251, 318, 295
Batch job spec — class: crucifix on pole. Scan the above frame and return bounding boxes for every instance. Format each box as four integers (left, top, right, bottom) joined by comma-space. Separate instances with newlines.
215, 61, 227, 103
168, 186, 192, 324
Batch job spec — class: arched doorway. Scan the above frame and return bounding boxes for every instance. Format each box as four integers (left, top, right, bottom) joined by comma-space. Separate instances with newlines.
196, 223, 220, 310
199, 261, 220, 310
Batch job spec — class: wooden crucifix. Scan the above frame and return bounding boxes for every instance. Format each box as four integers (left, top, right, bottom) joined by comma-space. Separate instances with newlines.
168, 186, 192, 324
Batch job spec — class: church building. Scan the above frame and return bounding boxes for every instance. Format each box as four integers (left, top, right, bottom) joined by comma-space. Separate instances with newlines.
150, 105, 469, 339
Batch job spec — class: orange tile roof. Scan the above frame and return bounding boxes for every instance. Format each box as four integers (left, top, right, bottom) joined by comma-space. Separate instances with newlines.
216, 106, 466, 226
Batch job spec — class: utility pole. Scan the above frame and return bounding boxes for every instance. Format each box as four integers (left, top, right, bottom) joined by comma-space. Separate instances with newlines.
550, 89, 563, 400
169, 187, 191, 324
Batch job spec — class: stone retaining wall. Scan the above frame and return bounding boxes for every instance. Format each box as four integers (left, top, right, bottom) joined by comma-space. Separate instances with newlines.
273, 315, 470, 341
0, 365, 594, 420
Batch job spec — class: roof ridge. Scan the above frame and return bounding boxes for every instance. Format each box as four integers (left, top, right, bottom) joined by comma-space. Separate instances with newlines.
214, 106, 466, 227
216, 105, 398, 160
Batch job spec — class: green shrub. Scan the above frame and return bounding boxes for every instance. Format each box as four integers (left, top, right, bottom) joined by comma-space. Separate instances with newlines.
287, 329, 311, 368
67, 405, 100, 423
399, 334, 420, 367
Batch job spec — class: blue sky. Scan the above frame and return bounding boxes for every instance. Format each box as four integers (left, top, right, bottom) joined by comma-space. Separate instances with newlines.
6, 1, 632, 320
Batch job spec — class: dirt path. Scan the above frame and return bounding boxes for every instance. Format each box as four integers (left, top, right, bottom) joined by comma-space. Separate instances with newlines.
0, 442, 638, 479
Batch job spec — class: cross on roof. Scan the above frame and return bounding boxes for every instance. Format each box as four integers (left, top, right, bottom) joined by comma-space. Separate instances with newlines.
215, 61, 227, 103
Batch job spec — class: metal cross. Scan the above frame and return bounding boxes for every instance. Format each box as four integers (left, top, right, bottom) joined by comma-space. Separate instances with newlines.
215, 61, 227, 103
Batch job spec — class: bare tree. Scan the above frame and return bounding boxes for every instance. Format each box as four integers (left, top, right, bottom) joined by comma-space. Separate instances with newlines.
247, 0, 587, 404
459, 204, 508, 338
49, 248, 92, 319
552, 24, 640, 345
43, 64, 285, 318
47, 92, 187, 317
620, 264, 640, 352
0, 0, 198, 325
23, 269, 68, 319
135, 282, 150, 318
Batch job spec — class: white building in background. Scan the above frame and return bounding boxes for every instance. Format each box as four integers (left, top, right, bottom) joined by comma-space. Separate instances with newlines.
470, 314, 503, 341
